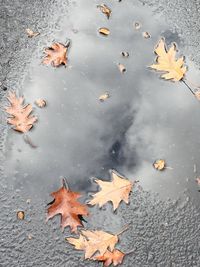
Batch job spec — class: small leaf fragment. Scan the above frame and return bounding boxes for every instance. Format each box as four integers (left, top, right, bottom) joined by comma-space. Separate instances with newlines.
153, 159, 165, 171
121, 51, 129, 58
195, 177, 200, 185
17, 211, 25, 220
142, 31, 151, 39
134, 22, 141, 30
97, 4, 111, 19
99, 92, 110, 102
35, 98, 46, 108
118, 63, 126, 73
26, 28, 40, 38
195, 90, 200, 100
99, 27, 110, 36
93, 249, 125, 266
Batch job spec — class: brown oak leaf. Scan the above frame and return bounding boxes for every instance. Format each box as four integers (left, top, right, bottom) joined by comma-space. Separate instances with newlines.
42, 41, 70, 67
47, 179, 89, 233
67, 229, 119, 259
93, 249, 125, 266
5, 92, 37, 133
88, 170, 134, 211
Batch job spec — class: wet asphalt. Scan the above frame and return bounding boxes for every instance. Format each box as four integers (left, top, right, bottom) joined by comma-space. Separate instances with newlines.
0, 0, 200, 266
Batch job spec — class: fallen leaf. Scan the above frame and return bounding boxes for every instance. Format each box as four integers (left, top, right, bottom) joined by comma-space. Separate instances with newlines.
142, 31, 151, 39
153, 159, 165, 171
150, 39, 187, 81
26, 28, 40, 38
43, 41, 70, 67
17, 211, 25, 220
35, 98, 46, 108
195, 177, 200, 185
88, 169, 133, 210
121, 51, 129, 58
47, 179, 89, 233
99, 27, 110, 36
97, 4, 111, 19
93, 249, 125, 266
5, 92, 37, 133
67, 229, 119, 259
134, 22, 141, 30
99, 92, 110, 102
118, 63, 126, 73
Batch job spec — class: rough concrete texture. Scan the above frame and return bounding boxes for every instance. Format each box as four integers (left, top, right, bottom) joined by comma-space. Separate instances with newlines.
0, 0, 200, 266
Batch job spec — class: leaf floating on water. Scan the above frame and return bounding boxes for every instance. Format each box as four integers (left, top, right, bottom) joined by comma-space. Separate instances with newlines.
121, 51, 129, 58
150, 39, 187, 81
99, 92, 110, 102
142, 31, 151, 39
153, 159, 165, 171
118, 63, 126, 73
97, 4, 111, 19
26, 28, 40, 38
134, 22, 141, 30
93, 249, 125, 266
43, 41, 70, 67
5, 92, 37, 133
35, 98, 46, 108
88, 169, 134, 211
17, 211, 25, 220
99, 27, 110, 36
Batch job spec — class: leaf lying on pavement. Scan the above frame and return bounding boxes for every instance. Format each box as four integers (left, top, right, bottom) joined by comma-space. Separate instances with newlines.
88, 170, 134, 211
93, 249, 125, 266
150, 38, 187, 81
47, 179, 89, 233
67, 229, 119, 259
97, 4, 111, 19
5, 92, 37, 133
26, 28, 40, 38
43, 41, 70, 67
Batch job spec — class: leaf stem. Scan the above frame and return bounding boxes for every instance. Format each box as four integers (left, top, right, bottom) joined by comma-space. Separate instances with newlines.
126, 248, 137, 255
62, 177, 69, 190
182, 79, 195, 95
115, 223, 131, 236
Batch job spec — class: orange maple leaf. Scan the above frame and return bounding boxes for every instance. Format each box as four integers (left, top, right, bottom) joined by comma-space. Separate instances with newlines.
93, 249, 125, 266
88, 170, 133, 211
42, 41, 70, 67
5, 92, 37, 133
47, 179, 89, 233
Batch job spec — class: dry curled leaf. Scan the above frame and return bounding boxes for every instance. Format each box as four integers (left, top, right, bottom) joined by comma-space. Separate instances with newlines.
142, 31, 151, 39
153, 159, 165, 171
121, 51, 129, 58
26, 28, 40, 38
88, 169, 133, 210
97, 4, 111, 19
35, 98, 46, 108
17, 211, 25, 220
99, 92, 110, 102
43, 41, 70, 67
67, 229, 119, 259
5, 92, 37, 133
134, 22, 141, 30
47, 179, 89, 233
93, 249, 125, 266
150, 39, 187, 81
118, 63, 126, 73
99, 27, 110, 36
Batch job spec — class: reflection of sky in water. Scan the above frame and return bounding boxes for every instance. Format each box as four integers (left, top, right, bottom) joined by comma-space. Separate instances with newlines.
3, 0, 200, 201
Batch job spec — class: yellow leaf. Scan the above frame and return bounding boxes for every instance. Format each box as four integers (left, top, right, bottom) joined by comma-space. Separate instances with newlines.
99, 27, 110, 36
153, 159, 165, 171
97, 4, 111, 19
88, 170, 133, 211
67, 230, 119, 259
150, 39, 187, 81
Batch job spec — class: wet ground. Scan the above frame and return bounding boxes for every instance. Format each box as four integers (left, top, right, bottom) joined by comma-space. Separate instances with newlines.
0, 0, 200, 266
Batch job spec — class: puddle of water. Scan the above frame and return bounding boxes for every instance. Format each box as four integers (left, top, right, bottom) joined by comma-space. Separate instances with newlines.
3, 0, 200, 203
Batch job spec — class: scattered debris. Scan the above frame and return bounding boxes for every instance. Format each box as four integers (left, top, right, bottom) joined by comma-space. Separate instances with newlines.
142, 31, 151, 39
121, 51, 129, 58
134, 22, 141, 30
28, 234, 33, 240
17, 211, 25, 220
99, 92, 110, 102
118, 63, 126, 73
97, 4, 111, 19
35, 98, 47, 108
26, 28, 40, 38
153, 159, 165, 171
98, 27, 110, 36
